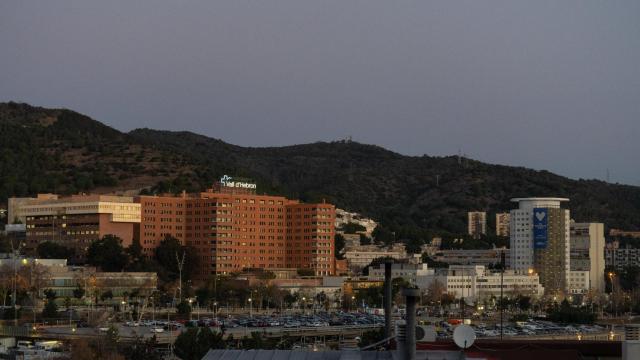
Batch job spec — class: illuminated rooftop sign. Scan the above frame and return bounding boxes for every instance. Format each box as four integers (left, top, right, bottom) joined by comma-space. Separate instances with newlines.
220, 175, 257, 189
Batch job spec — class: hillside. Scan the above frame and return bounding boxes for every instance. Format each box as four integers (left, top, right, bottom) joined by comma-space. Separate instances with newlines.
2, 102, 640, 239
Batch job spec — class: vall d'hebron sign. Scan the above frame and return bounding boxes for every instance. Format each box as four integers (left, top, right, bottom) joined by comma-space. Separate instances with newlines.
220, 175, 257, 189
533, 208, 548, 249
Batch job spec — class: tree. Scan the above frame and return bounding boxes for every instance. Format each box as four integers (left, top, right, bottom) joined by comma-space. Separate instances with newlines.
86, 235, 129, 272
359, 233, 372, 245
101, 290, 114, 302
73, 284, 85, 299
335, 233, 346, 260
174, 328, 225, 360
421, 253, 449, 268
154, 236, 199, 282
424, 279, 447, 305
358, 327, 385, 349
516, 295, 532, 312
121, 336, 162, 360
125, 239, 157, 272
340, 222, 366, 234
297, 268, 315, 277
177, 301, 192, 315
405, 237, 425, 254
42, 289, 58, 318
36, 241, 74, 259
372, 225, 395, 246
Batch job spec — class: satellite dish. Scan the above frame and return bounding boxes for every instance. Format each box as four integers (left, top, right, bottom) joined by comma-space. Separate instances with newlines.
453, 324, 476, 349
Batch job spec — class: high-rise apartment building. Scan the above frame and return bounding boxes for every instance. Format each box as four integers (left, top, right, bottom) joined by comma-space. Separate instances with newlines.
510, 198, 570, 297
138, 176, 336, 279
467, 211, 487, 239
570, 222, 605, 294
495, 213, 510, 237
10, 194, 140, 262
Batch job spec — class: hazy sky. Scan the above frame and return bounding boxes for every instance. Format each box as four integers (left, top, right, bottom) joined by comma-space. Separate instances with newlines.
1, 1, 639, 185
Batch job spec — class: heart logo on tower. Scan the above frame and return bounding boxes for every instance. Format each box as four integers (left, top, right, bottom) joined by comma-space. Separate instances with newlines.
535, 212, 546, 221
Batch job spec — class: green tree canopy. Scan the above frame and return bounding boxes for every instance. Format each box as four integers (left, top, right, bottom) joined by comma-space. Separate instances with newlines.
86, 235, 128, 272
37, 241, 74, 259
154, 235, 199, 282
174, 328, 225, 360
335, 233, 346, 260
340, 222, 366, 234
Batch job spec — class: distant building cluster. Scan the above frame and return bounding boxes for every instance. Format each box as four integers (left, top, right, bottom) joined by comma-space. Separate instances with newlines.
2, 184, 619, 301
7, 175, 337, 279
467, 211, 486, 239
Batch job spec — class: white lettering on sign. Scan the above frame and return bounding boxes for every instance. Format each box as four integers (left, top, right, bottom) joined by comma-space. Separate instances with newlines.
220, 175, 257, 189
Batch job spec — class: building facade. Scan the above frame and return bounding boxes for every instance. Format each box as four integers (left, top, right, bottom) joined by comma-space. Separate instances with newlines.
510, 198, 570, 297
605, 242, 640, 269
138, 177, 336, 278
343, 244, 407, 271
11, 194, 140, 262
368, 263, 434, 286
570, 222, 605, 293
496, 213, 510, 237
467, 211, 487, 239
430, 249, 510, 268
429, 265, 544, 300
568, 270, 590, 295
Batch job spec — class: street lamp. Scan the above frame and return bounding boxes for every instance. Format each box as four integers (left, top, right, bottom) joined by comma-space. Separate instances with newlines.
188, 299, 193, 321
351, 296, 355, 313
302, 297, 306, 314
248, 298, 253, 318
608, 272, 616, 317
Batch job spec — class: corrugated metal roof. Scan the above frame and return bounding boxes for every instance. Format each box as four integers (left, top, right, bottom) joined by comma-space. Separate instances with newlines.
201, 350, 397, 360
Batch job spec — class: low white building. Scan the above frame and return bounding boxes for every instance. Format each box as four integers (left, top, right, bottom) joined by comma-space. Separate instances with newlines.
424, 265, 544, 300
368, 263, 435, 286
344, 244, 407, 271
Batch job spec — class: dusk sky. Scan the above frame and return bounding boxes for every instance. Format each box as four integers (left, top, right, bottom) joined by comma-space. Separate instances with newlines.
1, 1, 639, 185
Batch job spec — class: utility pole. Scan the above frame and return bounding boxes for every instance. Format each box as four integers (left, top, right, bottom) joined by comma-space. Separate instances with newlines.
500, 252, 505, 340
176, 251, 186, 302
10, 237, 23, 326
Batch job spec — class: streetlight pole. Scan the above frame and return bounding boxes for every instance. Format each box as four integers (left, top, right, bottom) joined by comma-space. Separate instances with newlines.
500, 252, 505, 340
175, 251, 186, 303
609, 272, 616, 317
10, 239, 24, 326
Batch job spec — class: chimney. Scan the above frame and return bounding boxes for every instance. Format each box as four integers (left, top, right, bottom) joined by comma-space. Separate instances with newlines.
401, 288, 420, 360
384, 260, 393, 340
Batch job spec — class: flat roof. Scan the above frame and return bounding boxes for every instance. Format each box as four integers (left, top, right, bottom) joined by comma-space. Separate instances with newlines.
510, 197, 569, 202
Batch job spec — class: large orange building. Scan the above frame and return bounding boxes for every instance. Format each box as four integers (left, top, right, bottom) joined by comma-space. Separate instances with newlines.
137, 176, 336, 279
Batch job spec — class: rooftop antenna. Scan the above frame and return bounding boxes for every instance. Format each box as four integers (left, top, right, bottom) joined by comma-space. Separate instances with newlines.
606, 168, 610, 183
457, 148, 462, 165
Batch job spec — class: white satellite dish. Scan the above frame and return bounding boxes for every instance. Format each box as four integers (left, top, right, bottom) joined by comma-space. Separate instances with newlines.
453, 324, 476, 349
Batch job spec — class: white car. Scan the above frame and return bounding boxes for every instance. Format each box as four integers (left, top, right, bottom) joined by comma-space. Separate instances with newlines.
150, 327, 165, 333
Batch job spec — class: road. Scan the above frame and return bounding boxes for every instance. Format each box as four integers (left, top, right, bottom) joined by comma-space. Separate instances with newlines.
35, 323, 384, 344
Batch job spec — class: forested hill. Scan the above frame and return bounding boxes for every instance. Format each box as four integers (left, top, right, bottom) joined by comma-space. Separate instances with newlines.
2, 102, 639, 238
